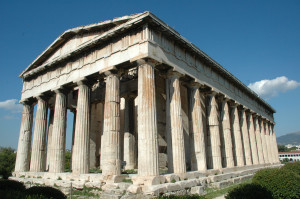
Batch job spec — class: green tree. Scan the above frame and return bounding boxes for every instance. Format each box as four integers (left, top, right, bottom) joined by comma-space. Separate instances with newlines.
278, 145, 287, 152
0, 147, 16, 179
287, 146, 297, 151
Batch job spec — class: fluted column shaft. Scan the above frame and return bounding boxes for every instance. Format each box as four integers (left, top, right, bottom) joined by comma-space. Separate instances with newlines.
123, 96, 136, 170
15, 103, 33, 172
265, 123, 272, 164
30, 97, 48, 172
247, 113, 259, 164
271, 125, 280, 163
167, 72, 186, 174
231, 104, 244, 166
137, 62, 159, 176
220, 100, 234, 168
90, 103, 103, 169
49, 90, 67, 173
240, 109, 252, 165
207, 93, 222, 170
260, 120, 269, 164
46, 109, 54, 171
254, 117, 264, 164
189, 85, 207, 171
72, 81, 90, 174
101, 74, 121, 176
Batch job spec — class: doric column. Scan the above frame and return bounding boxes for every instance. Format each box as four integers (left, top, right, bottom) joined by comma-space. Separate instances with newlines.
240, 108, 252, 165
188, 83, 207, 172
15, 101, 33, 172
207, 92, 222, 170
90, 102, 103, 169
46, 108, 54, 171
260, 119, 269, 164
30, 96, 48, 172
123, 95, 136, 170
247, 112, 259, 165
230, 103, 244, 167
49, 89, 67, 173
219, 98, 234, 168
265, 122, 272, 164
72, 80, 90, 174
270, 124, 280, 163
137, 60, 159, 176
166, 71, 186, 174
101, 73, 121, 176
254, 116, 264, 164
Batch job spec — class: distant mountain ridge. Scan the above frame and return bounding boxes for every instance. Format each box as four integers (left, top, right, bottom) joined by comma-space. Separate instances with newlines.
277, 131, 300, 145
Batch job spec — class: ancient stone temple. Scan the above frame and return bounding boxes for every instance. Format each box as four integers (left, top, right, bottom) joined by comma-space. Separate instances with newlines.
13, 12, 280, 196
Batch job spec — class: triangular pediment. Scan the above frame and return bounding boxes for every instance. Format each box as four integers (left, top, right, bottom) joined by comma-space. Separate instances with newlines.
20, 12, 146, 77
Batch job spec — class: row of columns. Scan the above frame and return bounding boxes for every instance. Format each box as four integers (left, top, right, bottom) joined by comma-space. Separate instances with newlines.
15, 61, 159, 178
15, 60, 279, 178
165, 72, 279, 174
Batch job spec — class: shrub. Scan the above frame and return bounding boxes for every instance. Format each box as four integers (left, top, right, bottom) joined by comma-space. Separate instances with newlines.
225, 183, 273, 199
25, 186, 66, 199
0, 179, 26, 191
280, 161, 300, 175
253, 168, 300, 199
0, 147, 16, 179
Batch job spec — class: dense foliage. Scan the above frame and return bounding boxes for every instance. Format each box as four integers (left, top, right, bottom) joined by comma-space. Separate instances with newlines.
0, 147, 16, 179
0, 180, 66, 199
227, 163, 300, 199
280, 161, 300, 175
0, 179, 25, 191
0, 190, 50, 199
25, 186, 66, 199
252, 165, 300, 199
225, 183, 273, 199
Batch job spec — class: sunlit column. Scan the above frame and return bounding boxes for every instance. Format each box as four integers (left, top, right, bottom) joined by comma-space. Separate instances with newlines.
15, 101, 34, 172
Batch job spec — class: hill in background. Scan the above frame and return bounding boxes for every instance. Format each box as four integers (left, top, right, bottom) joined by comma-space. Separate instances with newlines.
277, 131, 300, 145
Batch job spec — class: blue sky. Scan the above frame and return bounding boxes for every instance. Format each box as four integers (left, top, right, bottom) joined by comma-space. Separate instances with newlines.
0, 0, 299, 149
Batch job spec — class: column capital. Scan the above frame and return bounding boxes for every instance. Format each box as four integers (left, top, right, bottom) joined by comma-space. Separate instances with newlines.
261, 117, 267, 123
229, 101, 239, 108
19, 98, 34, 106
74, 77, 93, 87
206, 90, 218, 97
238, 105, 249, 112
52, 86, 69, 95
187, 81, 202, 89
104, 67, 124, 77
135, 58, 160, 67
35, 93, 50, 101
217, 94, 230, 102
167, 69, 183, 79
123, 93, 136, 100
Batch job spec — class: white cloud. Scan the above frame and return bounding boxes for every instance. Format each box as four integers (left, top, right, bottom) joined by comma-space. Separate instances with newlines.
248, 76, 300, 99
0, 99, 23, 113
